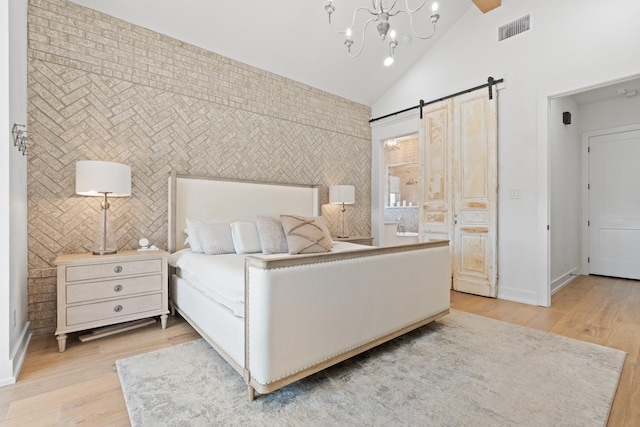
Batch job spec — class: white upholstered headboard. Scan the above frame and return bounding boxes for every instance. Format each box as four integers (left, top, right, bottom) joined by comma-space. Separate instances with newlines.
168, 172, 320, 252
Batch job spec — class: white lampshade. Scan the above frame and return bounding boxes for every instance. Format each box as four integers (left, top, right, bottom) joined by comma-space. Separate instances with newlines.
329, 185, 355, 205
76, 160, 131, 255
76, 160, 131, 197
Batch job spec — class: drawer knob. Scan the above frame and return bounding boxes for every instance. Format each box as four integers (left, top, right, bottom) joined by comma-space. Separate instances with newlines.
114, 284, 123, 292
114, 305, 123, 313
114, 266, 123, 273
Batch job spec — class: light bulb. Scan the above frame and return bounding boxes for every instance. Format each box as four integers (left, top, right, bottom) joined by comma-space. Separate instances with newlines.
390, 30, 396, 40
384, 56, 394, 66
432, 2, 438, 12
346, 28, 352, 37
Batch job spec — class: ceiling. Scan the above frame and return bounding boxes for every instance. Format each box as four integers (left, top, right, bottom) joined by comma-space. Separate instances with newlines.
69, 0, 477, 106
66, 1, 636, 108
571, 77, 640, 105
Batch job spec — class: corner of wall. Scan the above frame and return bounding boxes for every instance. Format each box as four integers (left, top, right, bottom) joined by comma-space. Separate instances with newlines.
0, 322, 31, 387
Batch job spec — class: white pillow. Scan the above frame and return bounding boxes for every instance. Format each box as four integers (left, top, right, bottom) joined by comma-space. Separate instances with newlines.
185, 219, 203, 252
230, 221, 262, 254
186, 218, 235, 255
256, 216, 288, 254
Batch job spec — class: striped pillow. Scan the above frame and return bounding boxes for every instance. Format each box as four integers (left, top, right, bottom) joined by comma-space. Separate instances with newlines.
186, 218, 235, 255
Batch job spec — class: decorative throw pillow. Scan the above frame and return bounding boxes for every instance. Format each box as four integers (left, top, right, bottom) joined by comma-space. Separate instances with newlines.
279, 215, 332, 255
186, 218, 235, 255
230, 221, 262, 254
255, 216, 288, 254
314, 216, 334, 247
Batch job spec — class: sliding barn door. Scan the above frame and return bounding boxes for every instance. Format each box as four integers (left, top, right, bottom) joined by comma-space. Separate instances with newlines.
418, 88, 498, 296
419, 101, 454, 243
452, 89, 498, 297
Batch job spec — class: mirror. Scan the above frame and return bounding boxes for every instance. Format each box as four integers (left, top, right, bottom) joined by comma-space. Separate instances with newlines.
387, 162, 418, 207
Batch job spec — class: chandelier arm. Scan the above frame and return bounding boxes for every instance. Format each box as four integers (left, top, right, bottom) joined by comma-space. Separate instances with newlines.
346, 18, 376, 58
387, 0, 400, 13
403, 0, 429, 14
403, 10, 439, 40
328, 6, 377, 35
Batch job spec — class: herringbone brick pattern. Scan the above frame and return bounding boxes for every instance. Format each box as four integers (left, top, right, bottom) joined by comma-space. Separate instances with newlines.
26, 0, 372, 335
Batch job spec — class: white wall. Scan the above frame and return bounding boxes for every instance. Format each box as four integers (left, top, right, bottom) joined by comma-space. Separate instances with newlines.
0, 0, 10, 385
0, 0, 30, 386
549, 97, 580, 293
372, 0, 640, 305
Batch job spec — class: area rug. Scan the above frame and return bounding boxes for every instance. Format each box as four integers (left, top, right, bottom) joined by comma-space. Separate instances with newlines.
117, 310, 625, 426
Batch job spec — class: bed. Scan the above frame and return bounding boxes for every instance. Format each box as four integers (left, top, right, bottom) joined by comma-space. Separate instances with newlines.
167, 172, 451, 400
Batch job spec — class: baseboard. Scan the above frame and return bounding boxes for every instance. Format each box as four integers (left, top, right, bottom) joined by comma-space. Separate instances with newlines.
497, 286, 540, 306
551, 267, 580, 295
0, 321, 32, 387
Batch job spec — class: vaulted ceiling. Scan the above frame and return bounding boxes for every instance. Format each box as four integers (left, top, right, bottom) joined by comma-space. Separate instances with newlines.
69, 0, 500, 106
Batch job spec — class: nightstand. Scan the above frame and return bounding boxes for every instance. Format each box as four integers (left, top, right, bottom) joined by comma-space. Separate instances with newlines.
54, 250, 169, 352
334, 236, 374, 246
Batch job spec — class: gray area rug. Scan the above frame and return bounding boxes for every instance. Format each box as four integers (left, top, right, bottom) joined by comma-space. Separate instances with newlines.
117, 310, 626, 426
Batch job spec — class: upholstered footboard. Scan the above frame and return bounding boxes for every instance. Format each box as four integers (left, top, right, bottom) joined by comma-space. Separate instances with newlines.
244, 240, 450, 399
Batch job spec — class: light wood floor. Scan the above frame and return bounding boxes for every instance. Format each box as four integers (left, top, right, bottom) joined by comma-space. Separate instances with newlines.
0, 275, 638, 426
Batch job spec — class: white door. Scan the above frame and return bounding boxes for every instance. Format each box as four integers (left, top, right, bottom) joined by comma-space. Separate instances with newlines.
588, 128, 640, 280
452, 89, 498, 297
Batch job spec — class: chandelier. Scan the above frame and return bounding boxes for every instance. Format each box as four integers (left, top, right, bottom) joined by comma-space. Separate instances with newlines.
324, 0, 441, 66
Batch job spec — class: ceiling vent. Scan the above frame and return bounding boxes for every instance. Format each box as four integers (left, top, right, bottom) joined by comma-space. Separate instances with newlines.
498, 15, 530, 42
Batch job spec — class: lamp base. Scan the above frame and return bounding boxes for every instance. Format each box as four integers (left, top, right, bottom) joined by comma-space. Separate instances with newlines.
92, 249, 118, 256
92, 193, 118, 256
338, 206, 350, 238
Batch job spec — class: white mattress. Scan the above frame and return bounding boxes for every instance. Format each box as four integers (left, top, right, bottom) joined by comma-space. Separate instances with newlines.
169, 242, 370, 318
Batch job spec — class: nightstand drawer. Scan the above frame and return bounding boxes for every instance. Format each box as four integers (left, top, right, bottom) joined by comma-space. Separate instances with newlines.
66, 274, 163, 304
66, 258, 162, 282
66, 293, 163, 326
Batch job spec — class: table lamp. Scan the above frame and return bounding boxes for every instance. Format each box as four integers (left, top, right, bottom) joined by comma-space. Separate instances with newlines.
329, 185, 355, 238
76, 160, 131, 255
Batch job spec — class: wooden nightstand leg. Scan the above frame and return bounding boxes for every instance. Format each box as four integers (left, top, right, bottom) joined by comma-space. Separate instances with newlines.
160, 314, 168, 329
56, 334, 67, 352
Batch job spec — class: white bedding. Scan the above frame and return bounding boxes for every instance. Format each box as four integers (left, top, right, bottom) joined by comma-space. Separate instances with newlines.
169, 241, 370, 318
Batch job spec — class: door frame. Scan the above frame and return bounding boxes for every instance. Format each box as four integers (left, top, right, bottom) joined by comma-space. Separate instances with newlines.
370, 110, 419, 246
580, 123, 640, 275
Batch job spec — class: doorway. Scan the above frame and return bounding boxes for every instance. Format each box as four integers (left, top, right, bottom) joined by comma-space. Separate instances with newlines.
549, 76, 640, 295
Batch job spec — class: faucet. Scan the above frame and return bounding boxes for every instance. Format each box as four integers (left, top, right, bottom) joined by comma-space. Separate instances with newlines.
396, 218, 404, 233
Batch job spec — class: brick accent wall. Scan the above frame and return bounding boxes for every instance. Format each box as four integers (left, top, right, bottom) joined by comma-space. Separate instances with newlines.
26, 0, 372, 336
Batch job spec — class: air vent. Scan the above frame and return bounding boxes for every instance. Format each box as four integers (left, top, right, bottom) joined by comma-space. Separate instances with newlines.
498, 15, 530, 41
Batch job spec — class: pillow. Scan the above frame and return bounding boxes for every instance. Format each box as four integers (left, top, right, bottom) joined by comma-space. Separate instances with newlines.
314, 216, 334, 247
185, 219, 203, 252
255, 216, 288, 254
230, 221, 262, 254
280, 215, 333, 255
186, 218, 235, 255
